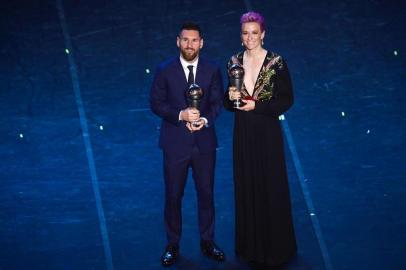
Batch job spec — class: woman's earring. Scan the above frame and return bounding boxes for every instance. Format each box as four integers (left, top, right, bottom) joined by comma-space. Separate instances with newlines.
261, 39, 264, 45
241, 42, 244, 47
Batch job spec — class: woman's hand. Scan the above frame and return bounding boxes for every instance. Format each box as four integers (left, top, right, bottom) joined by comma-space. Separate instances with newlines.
228, 86, 241, 101
237, 99, 255, 111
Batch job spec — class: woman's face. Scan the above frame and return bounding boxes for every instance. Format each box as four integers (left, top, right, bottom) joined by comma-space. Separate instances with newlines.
241, 22, 265, 50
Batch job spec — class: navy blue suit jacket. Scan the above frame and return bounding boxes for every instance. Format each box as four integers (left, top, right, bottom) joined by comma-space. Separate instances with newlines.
150, 57, 223, 155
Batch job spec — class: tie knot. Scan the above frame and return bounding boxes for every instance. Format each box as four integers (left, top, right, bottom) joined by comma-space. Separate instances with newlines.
187, 65, 193, 72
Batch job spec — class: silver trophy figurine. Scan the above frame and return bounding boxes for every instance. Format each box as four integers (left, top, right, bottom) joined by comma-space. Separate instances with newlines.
228, 63, 245, 108
186, 83, 203, 127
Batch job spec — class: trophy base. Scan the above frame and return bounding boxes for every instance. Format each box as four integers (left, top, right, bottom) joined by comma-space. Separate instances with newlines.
233, 99, 245, 109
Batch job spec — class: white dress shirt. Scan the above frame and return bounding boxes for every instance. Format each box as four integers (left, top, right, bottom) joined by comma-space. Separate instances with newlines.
179, 55, 198, 83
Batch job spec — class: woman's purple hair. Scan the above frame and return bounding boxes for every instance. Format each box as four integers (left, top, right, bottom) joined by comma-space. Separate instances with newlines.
240, 11, 265, 32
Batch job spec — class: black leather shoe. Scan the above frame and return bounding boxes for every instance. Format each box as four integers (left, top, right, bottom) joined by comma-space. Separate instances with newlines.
161, 244, 179, 266
200, 241, 225, 261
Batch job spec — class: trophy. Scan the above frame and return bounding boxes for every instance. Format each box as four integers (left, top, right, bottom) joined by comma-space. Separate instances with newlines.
228, 63, 245, 108
186, 83, 203, 127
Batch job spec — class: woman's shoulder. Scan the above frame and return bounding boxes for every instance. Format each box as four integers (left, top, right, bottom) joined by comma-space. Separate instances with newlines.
227, 51, 244, 67
231, 51, 244, 58
265, 51, 285, 70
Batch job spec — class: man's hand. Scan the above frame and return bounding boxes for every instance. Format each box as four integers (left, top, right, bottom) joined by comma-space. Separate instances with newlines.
181, 107, 200, 122
186, 119, 205, 132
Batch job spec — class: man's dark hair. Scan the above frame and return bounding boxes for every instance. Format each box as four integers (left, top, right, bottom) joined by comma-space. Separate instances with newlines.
179, 22, 202, 37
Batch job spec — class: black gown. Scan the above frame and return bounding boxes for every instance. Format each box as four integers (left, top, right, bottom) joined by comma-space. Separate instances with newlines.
224, 51, 297, 266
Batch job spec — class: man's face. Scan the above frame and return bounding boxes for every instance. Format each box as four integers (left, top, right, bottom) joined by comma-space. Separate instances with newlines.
177, 29, 203, 62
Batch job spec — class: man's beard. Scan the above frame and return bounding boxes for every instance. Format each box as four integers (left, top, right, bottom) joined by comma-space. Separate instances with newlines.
181, 48, 199, 61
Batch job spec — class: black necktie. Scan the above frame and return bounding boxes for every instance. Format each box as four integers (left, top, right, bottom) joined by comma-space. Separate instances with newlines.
187, 65, 194, 85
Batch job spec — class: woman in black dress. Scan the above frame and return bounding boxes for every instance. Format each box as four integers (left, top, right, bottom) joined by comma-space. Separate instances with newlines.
224, 11, 297, 267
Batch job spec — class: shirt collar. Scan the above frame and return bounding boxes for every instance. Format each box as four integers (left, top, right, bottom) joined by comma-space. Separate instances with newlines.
179, 55, 199, 69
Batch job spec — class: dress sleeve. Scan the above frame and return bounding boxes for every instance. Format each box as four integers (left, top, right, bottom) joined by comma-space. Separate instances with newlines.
223, 58, 237, 112
223, 90, 236, 112
253, 59, 294, 116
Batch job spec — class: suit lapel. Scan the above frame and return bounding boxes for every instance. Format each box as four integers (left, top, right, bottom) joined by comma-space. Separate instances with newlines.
172, 58, 189, 107
195, 58, 206, 86
174, 58, 187, 84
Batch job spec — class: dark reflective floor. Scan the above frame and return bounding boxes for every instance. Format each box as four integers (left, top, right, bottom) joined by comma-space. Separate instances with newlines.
0, 0, 405, 269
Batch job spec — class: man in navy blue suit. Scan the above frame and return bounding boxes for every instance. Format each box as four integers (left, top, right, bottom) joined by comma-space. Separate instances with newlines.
150, 22, 225, 266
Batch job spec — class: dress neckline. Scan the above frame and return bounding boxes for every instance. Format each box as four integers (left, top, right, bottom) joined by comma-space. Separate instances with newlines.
241, 50, 269, 97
